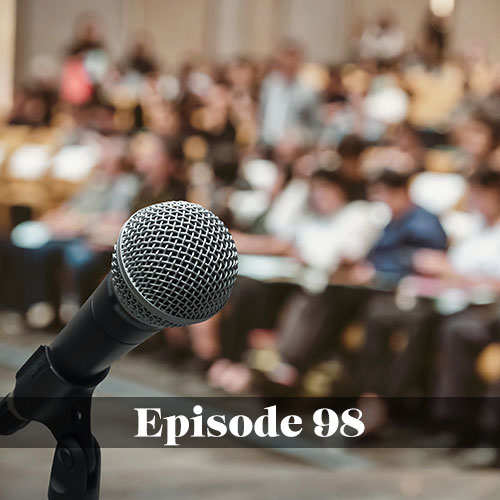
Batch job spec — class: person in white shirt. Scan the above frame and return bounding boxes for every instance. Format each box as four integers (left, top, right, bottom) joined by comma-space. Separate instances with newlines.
414, 168, 500, 284
236, 168, 383, 273
413, 168, 500, 459
208, 169, 384, 393
259, 40, 320, 150
359, 13, 405, 63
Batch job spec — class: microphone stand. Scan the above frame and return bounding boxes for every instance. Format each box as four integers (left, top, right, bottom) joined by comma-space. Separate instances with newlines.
0, 345, 109, 499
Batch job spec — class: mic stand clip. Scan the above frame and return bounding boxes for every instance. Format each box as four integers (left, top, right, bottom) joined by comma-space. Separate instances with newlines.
0, 345, 109, 500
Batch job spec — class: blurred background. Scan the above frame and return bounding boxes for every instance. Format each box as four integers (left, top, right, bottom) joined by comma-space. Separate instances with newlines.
3, 0, 500, 498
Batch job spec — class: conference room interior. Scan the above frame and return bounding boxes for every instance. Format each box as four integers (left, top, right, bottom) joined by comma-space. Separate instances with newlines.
4, 0, 500, 498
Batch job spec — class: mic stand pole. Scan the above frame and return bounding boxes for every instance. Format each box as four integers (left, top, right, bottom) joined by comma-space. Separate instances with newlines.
0, 345, 109, 500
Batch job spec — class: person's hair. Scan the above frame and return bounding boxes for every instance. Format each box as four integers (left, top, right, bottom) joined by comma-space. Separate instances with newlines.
233, 55, 252, 68
337, 134, 366, 158
470, 111, 499, 147
277, 39, 304, 58
470, 167, 500, 191
426, 23, 446, 54
312, 168, 349, 195
210, 141, 239, 185
371, 168, 411, 189
163, 137, 185, 163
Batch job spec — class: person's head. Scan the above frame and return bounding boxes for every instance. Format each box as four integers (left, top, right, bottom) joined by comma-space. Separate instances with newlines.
452, 116, 495, 161
377, 12, 397, 31
210, 142, 239, 185
368, 168, 413, 217
338, 134, 365, 159
309, 169, 348, 216
203, 82, 230, 110
149, 101, 181, 137
420, 25, 446, 66
132, 133, 183, 185
23, 93, 48, 125
292, 152, 320, 180
74, 14, 102, 45
325, 65, 345, 99
469, 168, 500, 224
85, 101, 117, 134
461, 35, 489, 66
130, 30, 155, 57
393, 122, 423, 155
226, 56, 255, 90
128, 31, 157, 74
97, 134, 129, 176
338, 134, 366, 179
276, 40, 304, 79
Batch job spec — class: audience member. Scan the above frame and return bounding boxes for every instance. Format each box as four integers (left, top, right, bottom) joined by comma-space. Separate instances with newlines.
412, 169, 500, 454
20, 134, 139, 327
259, 40, 320, 151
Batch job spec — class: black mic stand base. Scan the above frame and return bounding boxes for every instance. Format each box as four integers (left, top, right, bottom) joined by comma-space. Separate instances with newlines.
0, 346, 109, 500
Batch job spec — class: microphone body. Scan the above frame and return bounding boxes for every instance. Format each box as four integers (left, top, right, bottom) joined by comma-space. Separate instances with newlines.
49, 274, 158, 383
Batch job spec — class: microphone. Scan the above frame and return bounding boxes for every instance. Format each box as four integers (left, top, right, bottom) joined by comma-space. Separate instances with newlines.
0, 201, 238, 499
1, 200, 238, 425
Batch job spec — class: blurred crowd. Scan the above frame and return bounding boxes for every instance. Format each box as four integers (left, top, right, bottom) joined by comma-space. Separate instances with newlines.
3, 11, 500, 461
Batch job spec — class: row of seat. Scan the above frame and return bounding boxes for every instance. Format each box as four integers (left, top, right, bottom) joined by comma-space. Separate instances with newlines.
0, 126, 99, 230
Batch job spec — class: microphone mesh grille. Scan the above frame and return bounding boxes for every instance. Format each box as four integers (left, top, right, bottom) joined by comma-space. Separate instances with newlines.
111, 201, 238, 327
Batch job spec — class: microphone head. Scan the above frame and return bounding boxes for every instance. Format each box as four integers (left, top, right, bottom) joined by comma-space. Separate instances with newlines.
111, 201, 238, 328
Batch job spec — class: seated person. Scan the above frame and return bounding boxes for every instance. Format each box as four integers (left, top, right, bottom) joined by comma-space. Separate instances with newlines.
236, 168, 381, 269
272, 168, 447, 392
413, 169, 500, 456
129, 133, 186, 212
206, 168, 384, 392
19, 134, 140, 328
259, 40, 320, 151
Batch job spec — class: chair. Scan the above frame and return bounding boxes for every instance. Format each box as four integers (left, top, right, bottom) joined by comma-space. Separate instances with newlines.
409, 171, 467, 216
48, 144, 99, 204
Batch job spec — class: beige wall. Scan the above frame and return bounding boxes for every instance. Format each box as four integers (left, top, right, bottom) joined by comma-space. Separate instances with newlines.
15, 0, 126, 80
348, 0, 429, 48
0, 0, 16, 112
241, 0, 284, 58
452, 0, 500, 60
282, 0, 349, 62
210, 0, 246, 60
136, 0, 212, 69
11, 0, 500, 83
15, 0, 213, 77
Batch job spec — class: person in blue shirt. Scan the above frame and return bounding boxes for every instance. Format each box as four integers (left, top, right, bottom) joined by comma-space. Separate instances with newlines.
357, 169, 448, 403
366, 168, 448, 284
